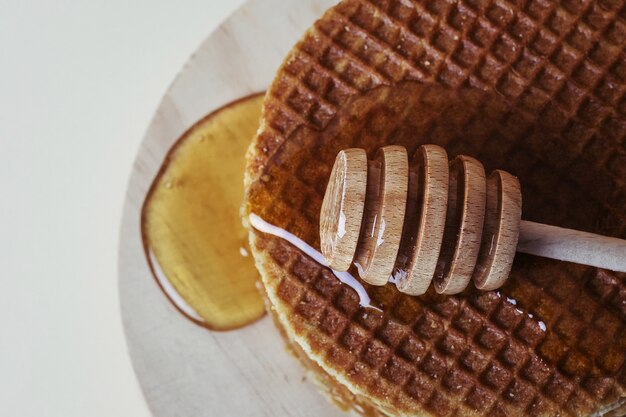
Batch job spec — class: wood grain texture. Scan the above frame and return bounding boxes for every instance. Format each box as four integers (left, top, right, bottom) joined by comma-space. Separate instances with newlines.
518, 221, 626, 273
472, 170, 522, 290
354, 146, 408, 286
320, 148, 368, 272
472, 170, 522, 291
396, 145, 449, 296
433, 156, 486, 295
117, 1, 347, 417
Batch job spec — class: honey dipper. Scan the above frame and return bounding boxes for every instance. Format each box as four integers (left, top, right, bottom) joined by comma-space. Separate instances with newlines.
320, 145, 626, 296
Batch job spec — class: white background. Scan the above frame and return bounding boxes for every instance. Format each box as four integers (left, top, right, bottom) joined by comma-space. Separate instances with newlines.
0, 1, 244, 415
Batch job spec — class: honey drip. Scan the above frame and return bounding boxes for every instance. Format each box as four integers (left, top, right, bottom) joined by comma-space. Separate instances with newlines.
142, 93, 266, 330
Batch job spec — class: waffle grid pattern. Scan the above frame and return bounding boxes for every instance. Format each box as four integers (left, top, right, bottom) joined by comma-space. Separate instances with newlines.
245, 1, 626, 416
248, 82, 626, 415
251, 0, 626, 233
260, 233, 624, 416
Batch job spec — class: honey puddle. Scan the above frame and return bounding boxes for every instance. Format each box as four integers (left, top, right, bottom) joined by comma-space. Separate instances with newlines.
142, 93, 266, 331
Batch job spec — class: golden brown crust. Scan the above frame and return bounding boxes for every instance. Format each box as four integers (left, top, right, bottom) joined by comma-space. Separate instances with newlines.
243, 1, 626, 416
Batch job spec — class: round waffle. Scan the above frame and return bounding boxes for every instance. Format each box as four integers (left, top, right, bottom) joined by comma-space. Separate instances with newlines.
243, 1, 626, 416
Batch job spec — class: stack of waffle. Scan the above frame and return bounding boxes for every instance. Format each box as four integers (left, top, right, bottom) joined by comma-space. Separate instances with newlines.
243, 1, 626, 415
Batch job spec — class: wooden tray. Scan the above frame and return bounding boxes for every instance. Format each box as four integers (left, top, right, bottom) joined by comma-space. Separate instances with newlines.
117, 1, 349, 416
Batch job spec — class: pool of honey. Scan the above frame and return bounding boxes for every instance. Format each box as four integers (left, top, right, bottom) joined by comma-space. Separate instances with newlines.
142, 93, 266, 331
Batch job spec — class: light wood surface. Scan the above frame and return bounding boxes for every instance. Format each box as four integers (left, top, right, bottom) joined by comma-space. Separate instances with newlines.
118, 1, 347, 417
518, 221, 626, 273
433, 156, 486, 295
473, 170, 522, 290
321, 148, 368, 272
354, 146, 408, 286
320, 145, 626, 296
391, 145, 449, 295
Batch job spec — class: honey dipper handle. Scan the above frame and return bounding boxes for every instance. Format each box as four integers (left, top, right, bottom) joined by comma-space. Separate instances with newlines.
518, 221, 626, 273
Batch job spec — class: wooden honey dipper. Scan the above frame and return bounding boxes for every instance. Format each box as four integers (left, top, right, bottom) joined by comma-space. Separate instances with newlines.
320, 145, 626, 296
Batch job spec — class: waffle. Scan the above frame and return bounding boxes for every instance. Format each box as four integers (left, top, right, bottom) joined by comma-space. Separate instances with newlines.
243, 1, 626, 416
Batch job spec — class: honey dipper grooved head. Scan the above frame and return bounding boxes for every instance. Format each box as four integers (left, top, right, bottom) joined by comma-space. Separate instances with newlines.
320, 145, 522, 295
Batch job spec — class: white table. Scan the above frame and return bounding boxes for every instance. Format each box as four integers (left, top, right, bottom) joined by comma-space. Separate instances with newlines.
0, 1, 244, 416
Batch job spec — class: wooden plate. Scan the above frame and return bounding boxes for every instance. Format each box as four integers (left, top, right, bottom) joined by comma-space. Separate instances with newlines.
117, 1, 347, 416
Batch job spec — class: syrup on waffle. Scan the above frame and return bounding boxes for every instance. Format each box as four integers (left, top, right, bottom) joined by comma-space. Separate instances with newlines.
244, 1, 626, 416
